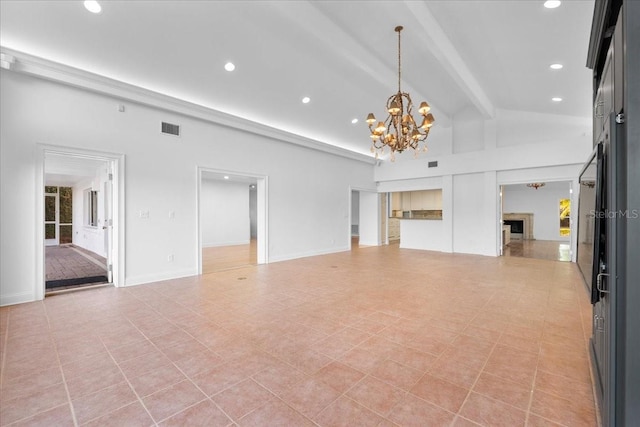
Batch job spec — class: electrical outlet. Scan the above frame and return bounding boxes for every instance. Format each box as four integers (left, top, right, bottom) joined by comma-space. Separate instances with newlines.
139, 210, 149, 219
167, 254, 174, 262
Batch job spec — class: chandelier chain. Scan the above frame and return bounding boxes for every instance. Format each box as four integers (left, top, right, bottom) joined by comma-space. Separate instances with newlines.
397, 26, 402, 93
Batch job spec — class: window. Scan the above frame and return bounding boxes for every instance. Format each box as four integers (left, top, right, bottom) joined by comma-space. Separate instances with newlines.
84, 189, 98, 227
560, 198, 571, 236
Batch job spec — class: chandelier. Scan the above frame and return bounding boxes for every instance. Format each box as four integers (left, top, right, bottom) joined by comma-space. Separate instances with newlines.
366, 26, 435, 161
527, 183, 546, 190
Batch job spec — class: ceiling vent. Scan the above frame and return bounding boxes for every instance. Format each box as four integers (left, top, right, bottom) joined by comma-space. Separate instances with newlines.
428, 161, 438, 168
161, 121, 180, 136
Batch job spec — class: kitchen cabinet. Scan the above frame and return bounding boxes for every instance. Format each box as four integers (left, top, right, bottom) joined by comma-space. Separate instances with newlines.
409, 190, 442, 210
391, 192, 402, 211
410, 191, 425, 210
389, 189, 443, 216
401, 193, 412, 211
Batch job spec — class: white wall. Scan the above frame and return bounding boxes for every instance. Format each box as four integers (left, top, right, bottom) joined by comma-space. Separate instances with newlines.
453, 106, 485, 154
0, 69, 375, 305
201, 179, 250, 247
358, 191, 379, 246
503, 181, 571, 242
400, 220, 445, 252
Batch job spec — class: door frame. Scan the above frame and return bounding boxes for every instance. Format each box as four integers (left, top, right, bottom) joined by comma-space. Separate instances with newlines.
197, 167, 268, 273
497, 180, 577, 261
348, 186, 380, 249
36, 145, 125, 300
44, 190, 60, 246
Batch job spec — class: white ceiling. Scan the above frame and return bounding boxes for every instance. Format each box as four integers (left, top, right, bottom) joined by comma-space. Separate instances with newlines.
45, 153, 108, 186
0, 0, 595, 157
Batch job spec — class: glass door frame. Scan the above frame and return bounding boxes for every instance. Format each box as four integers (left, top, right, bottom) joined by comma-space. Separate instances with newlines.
44, 190, 59, 246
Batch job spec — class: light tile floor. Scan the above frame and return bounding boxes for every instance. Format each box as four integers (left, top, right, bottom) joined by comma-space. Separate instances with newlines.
0, 245, 597, 426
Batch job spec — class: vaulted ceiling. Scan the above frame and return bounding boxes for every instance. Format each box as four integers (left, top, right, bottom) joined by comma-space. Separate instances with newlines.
0, 0, 595, 156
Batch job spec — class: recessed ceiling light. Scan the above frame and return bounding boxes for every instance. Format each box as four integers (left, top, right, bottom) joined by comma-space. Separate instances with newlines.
84, 1, 102, 14
223, 175, 230, 180
302, 97, 311, 104
552, 97, 563, 102
550, 63, 563, 70
351, 118, 358, 124
544, 1, 561, 9
224, 62, 235, 72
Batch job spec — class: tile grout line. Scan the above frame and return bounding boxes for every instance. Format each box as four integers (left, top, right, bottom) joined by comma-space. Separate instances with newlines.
0, 307, 10, 391
117, 287, 239, 425
99, 334, 160, 427
41, 300, 80, 427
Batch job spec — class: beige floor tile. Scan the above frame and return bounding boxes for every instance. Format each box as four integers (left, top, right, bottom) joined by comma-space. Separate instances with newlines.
0, 244, 598, 426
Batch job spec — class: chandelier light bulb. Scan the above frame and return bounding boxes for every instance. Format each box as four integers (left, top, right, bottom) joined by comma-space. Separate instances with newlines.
418, 102, 431, 115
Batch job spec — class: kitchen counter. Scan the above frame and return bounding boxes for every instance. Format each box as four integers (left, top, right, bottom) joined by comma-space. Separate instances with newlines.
399, 217, 446, 252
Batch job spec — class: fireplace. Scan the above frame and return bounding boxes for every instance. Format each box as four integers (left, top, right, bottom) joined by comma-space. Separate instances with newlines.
503, 213, 534, 240
504, 220, 524, 234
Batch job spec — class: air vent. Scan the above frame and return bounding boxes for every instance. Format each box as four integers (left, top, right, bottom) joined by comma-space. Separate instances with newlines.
161, 122, 180, 136
428, 161, 438, 168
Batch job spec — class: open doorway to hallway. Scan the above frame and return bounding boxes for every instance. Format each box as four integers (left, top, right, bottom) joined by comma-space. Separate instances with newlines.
199, 169, 267, 273
501, 181, 572, 262
44, 153, 114, 292
349, 189, 379, 250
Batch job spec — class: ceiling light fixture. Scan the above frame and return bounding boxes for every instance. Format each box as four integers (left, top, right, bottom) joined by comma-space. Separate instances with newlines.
544, 1, 561, 9
552, 97, 563, 102
223, 176, 229, 180
550, 63, 563, 69
84, 0, 102, 14
527, 183, 546, 190
224, 62, 235, 72
302, 97, 311, 104
366, 26, 434, 161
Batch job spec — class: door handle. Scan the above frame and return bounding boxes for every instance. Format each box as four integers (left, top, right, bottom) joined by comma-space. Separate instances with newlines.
594, 314, 605, 331
597, 273, 610, 294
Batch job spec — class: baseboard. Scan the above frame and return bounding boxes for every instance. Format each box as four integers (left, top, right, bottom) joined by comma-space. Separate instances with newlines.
0, 291, 37, 307
203, 240, 250, 248
124, 268, 198, 287
268, 246, 350, 263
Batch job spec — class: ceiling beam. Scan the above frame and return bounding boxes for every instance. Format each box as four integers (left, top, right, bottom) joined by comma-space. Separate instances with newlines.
272, 1, 452, 127
404, 1, 496, 119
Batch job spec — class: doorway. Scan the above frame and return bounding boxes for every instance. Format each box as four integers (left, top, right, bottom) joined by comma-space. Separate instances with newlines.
38, 147, 123, 299
349, 188, 379, 249
500, 181, 573, 262
198, 169, 267, 273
